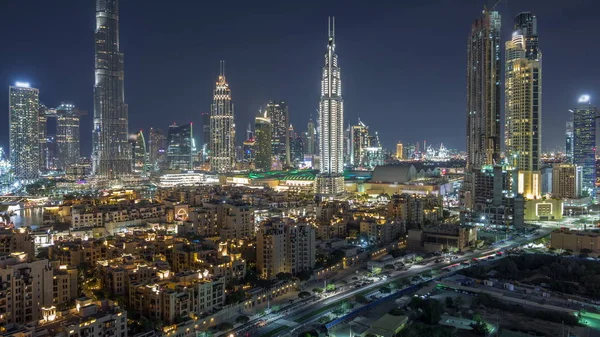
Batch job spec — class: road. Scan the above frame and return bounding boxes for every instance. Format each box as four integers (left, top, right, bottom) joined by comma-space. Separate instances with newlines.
235, 228, 553, 337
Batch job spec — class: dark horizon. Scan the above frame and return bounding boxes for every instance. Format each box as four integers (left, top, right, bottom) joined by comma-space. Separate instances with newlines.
1, 0, 599, 157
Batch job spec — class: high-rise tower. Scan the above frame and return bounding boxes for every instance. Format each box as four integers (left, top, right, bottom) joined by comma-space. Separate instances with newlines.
9, 83, 40, 181
254, 111, 272, 172
461, 9, 501, 210
505, 13, 542, 199
92, 0, 130, 177
573, 95, 598, 195
266, 101, 289, 167
316, 17, 345, 197
305, 117, 317, 155
210, 61, 235, 173
56, 103, 83, 171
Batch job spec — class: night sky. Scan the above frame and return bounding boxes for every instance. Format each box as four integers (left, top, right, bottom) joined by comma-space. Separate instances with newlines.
1, 0, 599, 156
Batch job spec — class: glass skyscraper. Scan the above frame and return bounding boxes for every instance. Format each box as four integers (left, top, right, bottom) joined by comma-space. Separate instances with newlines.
461, 9, 501, 210
9, 83, 40, 181
266, 101, 289, 167
254, 112, 272, 171
167, 123, 193, 170
316, 17, 345, 196
505, 13, 542, 198
92, 0, 131, 177
56, 103, 82, 171
573, 95, 598, 195
210, 61, 235, 173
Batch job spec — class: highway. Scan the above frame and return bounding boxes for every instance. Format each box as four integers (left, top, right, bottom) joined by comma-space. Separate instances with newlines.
224, 228, 552, 337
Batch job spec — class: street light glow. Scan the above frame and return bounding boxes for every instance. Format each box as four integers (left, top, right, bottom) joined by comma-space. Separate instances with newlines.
578, 95, 590, 103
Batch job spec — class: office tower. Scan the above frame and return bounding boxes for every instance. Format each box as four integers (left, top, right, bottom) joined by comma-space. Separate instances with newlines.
148, 127, 166, 171
93, 0, 130, 177
254, 111, 272, 171
514, 12, 539, 60
131, 130, 147, 174
9, 83, 40, 181
364, 131, 384, 169
396, 142, 404, 160
462, 9, 501, 210
565, 121, 574, 163
306, 117, 317, 155
210, 61, 235, 173
316, 17, 345, 196
466, 9, 501, 170
573, 95, 598, 195
38, 103, 48, 172
167, 123, 193, 170
505, 14, 542, 199
201, 111, 210, 157
242, 139, 255, 162
55, 103, 82, 171
266, 101, 289, 166
350, 119, 369, 168
552, 164, 582, 199
291, 133, 304, 164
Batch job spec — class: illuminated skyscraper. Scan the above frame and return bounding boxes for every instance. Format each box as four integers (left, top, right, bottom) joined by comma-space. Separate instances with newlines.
350, 120, 369, 168
254, 111, 272, 171
210, 61, 235, 173
148, 127, 166, 171
505, 13, 542, 198
573, 95, 598, 194
396, 142, 404, 159
266, 101, 289, 166
461, 9, 501, 210
9, 83, 40, 181
565, 121, 574, 164
92, 0, 131, 177
131, 130, 147, 174
316, 17, 345, 196
305, 117, 317, 155
167, 123, 193, 170
56, 103, 83, 171
466, 9, 501, 170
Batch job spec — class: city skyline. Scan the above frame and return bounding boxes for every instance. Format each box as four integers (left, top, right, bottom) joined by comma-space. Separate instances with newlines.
1, 1, 600, 156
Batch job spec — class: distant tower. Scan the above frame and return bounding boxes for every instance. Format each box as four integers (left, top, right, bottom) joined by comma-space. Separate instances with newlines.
148, 127, 166, 170
462, 8, 501, 210
306, 117, 317, 155
56, 103, 84, 170
565, 120, 574, 164
316, 17, 345, 197
9, 82, 40, 181
167, 123, 193, 170
573, 95, 598, 195
505, 12, 542, 198
254, 111, 272, 171
396, 142, 404, 160
210, 61, 235, 173
266, 101, 290, 167
93, 0, 131, 177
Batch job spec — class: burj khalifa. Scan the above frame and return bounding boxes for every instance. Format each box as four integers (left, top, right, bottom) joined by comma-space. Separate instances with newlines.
316, 17, 345, 197
92, 0, 131, 177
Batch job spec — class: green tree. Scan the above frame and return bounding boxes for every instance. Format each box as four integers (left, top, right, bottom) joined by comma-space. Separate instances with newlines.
355, 294, 369, 304
312, 287, 324, 294
470, 314, 490, 336
379, 286, 391, 294
235, 315, 249, 324
326, 284, 336, 292
445, 296, 454, 308
298, 291, 311, 298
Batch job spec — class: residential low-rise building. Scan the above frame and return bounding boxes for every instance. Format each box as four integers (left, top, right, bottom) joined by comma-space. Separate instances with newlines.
407, 224, 477, 253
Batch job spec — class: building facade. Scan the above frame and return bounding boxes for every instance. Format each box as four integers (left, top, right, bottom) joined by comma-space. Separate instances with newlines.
55, 103, 82, 171
92, 0, 131, 177
505, 14, 542, 199
167, 123, 193, 170
266, 101, 289, 167
552, 164, 581, 200
316, 17, 345, 196
254, 112, 272, 171
9, 83, 40, 181
210, 62, 235, 173
573, 95, 598, 195
462, 9, 501, 210
148, 127, 166, 171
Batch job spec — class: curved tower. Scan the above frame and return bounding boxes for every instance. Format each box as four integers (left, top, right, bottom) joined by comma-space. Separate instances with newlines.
316, 17, 344, 197
93, 0, 130, 177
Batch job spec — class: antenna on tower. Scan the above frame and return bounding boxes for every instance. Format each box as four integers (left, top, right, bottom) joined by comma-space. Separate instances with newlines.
219, 60, 225, 77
